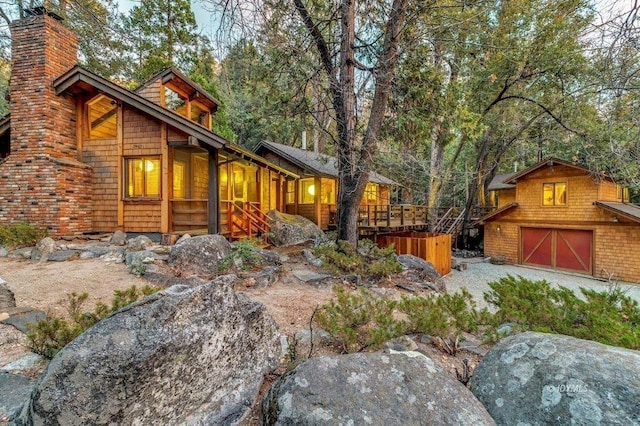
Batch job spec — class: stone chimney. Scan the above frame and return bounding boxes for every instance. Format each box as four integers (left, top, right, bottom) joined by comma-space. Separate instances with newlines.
0, 8, 93, 236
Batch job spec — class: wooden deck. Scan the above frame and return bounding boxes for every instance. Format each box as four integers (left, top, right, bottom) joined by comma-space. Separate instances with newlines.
329, 204, 429, 231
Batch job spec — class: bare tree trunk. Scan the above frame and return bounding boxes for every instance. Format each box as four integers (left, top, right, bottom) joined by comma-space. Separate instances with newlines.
295, 0, 408, 246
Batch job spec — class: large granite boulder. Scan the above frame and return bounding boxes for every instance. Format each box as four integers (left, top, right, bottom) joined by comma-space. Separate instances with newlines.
0, 373, 36, 422
397, 254, 441, 282
471, 332, 640, 425
263, 350, 495, 425
13, 276, 281, 425
167, 234, 231, 276
266, 210, 323, 247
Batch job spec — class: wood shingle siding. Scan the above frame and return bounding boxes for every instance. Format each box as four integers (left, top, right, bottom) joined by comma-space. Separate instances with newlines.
483, 158, 640, 283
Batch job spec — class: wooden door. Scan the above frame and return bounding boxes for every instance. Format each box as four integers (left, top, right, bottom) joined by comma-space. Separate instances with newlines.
521, 228, 592, 274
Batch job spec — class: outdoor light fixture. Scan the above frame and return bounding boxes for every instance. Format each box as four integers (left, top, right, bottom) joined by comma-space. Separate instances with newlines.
496, 224, 502, 232
612, 216, 619, 223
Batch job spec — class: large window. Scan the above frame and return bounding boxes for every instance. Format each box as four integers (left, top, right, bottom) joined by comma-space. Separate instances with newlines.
321, 178, 336, 204
300, 178, 315, 204
286, 180, 295, 204
543, 182, 566, 206
88, 95, 117, 139
125, 157, 160, 199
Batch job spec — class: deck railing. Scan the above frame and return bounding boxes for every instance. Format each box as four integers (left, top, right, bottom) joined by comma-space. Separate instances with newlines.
329, 204, 429, 228
223, 200, 270, 240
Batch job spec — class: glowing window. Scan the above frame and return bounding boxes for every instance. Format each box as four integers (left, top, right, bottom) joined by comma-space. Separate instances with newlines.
173, 161, 186, 199
321, 178, 336, 204
365, 183, 378, 204
543, 182, 566, 206
88, 95, 117, 139
286, 180, 295, 204
125, 157, 160, 199
300, 178, 315, 204
617, 185, 630, 202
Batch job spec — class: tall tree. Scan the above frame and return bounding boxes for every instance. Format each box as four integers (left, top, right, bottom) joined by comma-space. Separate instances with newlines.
210, 0, 412, 245
121, 0, 201, 84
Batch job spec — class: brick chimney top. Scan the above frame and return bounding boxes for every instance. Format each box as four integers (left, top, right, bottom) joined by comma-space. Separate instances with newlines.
24, 6, 64, 21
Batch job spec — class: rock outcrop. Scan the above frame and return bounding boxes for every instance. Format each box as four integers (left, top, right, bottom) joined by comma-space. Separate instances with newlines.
30, 237, 55, 263
471, 332, 640, 425
167, 234, 231, 276
266, 210, 323, 247
264, 350, 495, 425
13, 277, 281, 425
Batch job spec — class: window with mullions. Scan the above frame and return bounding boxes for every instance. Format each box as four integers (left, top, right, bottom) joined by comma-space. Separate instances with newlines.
617, 184, 630, 202
543, 182, 566, 206
125, 157, 161, 199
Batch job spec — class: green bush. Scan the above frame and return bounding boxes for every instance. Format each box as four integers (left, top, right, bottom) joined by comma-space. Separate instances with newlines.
0, 222, 48, 248
315, 286, 489, 353
313, 239, 402, 278
218, 239, 263, 272
485, 275, 640, 349
315, 286, 402, 353
28, 285, 160, 358
399, 289, 490, 339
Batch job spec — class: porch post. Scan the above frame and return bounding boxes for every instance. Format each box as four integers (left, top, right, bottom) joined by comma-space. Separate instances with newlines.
208, 148, 219, 234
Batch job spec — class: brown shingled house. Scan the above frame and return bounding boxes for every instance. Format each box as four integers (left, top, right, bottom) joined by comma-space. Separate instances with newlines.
0, 8, 296, 239
254, 140, 402, 230
478, 158, 640, 283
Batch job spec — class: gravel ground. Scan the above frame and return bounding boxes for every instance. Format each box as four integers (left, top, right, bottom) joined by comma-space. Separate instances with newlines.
442, 260, 640, 310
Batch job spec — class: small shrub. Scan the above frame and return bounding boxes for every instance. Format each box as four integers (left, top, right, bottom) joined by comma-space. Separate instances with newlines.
0, 222, 48, 248
28, 285, 161, 358
315, 286, 401, 353
218, 239, 263, 272
485, 275, 640, 349
313, 239, 402, 278
398, 289, 490, 340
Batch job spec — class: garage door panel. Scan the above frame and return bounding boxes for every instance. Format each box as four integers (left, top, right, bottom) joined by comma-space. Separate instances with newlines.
522, 229, 553, 267
521, 228, 592, 274
556, 230, 592, 273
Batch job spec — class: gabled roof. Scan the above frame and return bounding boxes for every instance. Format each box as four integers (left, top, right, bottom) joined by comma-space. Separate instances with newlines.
474, 202, 519, 225
136, 67, 219, 111
594, 201, 640, 224
255, 140, 399, 186
487, 172, 517, 191
54, 66, 227, 150
504, 157, 612, 184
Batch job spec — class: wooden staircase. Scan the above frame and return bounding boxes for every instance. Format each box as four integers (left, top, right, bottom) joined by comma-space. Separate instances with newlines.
432, 207, 465, 236
227, 202, 271, 241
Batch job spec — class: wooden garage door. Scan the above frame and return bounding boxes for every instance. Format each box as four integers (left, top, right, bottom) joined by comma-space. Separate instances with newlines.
521, 228, 592, 274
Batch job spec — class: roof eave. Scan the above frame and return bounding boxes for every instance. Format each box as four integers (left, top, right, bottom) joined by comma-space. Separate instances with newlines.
594, 201, 640, 224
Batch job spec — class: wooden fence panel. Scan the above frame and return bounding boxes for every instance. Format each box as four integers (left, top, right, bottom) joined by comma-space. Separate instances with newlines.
378, 232, 451, 276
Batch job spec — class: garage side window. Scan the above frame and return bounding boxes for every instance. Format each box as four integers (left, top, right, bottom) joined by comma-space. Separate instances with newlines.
543, 182, 566, 206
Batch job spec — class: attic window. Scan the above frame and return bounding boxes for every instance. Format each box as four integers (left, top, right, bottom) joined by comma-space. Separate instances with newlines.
88, 95, 117, 139
165, 86, 187, 116
543, 182, 566, 206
